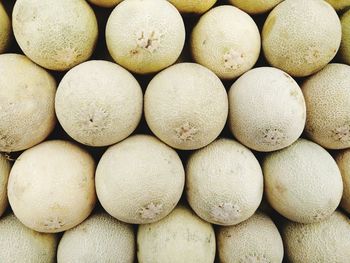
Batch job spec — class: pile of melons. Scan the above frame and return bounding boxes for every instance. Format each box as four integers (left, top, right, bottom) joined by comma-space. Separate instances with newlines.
0, 0, 350, 262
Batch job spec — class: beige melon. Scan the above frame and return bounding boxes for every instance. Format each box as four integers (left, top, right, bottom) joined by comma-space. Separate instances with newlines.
335, 150, 350, 214
263, 139, 343, 223
186, 138, 263, 226
282, 211, 350, 263
0, 154, 10, 217
325, 0, 350, 11
8, 140, 96, 233
96, 135, 185, 224
57, 212, 135, 263
0, 213, 58, 263
55, 60, 143, 147
191, 6, 260, 79
0, 3, 11, 54
302, 63, 350, 149
87, 0, 123, 7
137, 205, 216, 263
228, 67, 306, 152
168, 0, 217, 14
228, 0, 283, 14
106, 0, 185, 74
262, 0, 341, 77
0, 54, 56, 153
340, 10, 350, 65
145, 63, 228, 150
12, 0, 98, 71
217, 212, 284, 263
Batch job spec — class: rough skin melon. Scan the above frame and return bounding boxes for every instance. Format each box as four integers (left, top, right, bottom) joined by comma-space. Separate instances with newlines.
96, 135, 185, 224
191, 6, 260, 79
137, 206, 216, 263
57, 212, 135, 263
263, 139, 343, 223
0, 3, 11, 54
55, 60, 143, 147
106, 0, 185, 74
0, 54, 56, 153
0, 154, 10, 217
12, 0, 98, 71
325, 0, 350, 11
262, 0, 341, 77
282, 211, 350, 263
145, 63, 228, 150
228, 67, 306, 152
228, 0, 283, 14
0, 213, 58, 263
186, 138, 263, 226
8, 140, 96, 233
340, 10, 350, 65
87, 0, 123, 8
335, 149, 350, 214
168, 0, 217, 14
217, 212, 284, 263
302, 63, 350, 149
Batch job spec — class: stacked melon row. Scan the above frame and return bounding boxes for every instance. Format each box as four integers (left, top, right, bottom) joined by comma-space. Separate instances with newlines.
0, 0, 350, 262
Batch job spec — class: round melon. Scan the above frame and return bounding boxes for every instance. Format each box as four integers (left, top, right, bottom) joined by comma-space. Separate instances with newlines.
191, 6, 260, 79
0, 213, 58, 263
106, 0, 185, 74
282, 211, 350, 263
168, 0, 217, 14
137, 205, 216, 263
217, 212, 284, 263
262, 0, 341, 77
186, 138, 263, 226
87, 0, 123, 8
57, 212, 135, 263
302, 63, 350, 149
12, 0, 98, 71
55, 60, 143, 147
263, 139, 343, 223
325, 0, 350, 11
228, 0, 283, 14
340, 10, 350, 65
335, 149, 350, 214
0, 154, 11, 217
0, 3, 11, 54
8, 140, 96, 233
145, 63, 228, 150
228, 67, 306, 152
96, 135, 185, 224
0, 54, 56, 153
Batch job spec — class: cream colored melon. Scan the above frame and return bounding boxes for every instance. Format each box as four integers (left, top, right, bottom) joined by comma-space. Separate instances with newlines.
168, 0, 217, 14
262, 0, 341, 77
217, 212, 284, 263
228, 0, 283, 14
302, 63, 350, 149
0, 154, 10, 217
137, 206, 216, 263
12, 0, 98, 71
8, 140, 96, 233
57, 212, 135, 263
0, 54, 56, 153
282, 211, 350, 263
145, 63, 228, 150
106, 0, 185, 74
228, 67, 306, 152
96, 135, 184, 224
263, 139, 343, 223
55, 60, 143, 147
325, 0, 350, 11
0, 213, 58, 263
186, 138, 263, 226
191, 6, 260, 79
335, 150, 350, 214
340, 10, 350, 65
0, 3, 11, 54
87, 0, 123, 8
